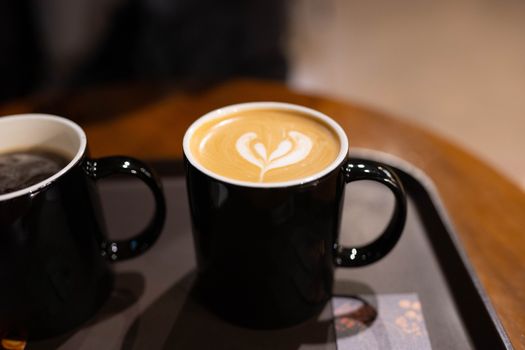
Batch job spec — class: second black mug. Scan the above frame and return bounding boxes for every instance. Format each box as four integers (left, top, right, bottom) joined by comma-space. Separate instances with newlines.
184, 102, 407, 329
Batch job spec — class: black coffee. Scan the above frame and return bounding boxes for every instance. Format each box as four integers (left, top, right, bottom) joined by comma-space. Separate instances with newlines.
0, 149, 69, 195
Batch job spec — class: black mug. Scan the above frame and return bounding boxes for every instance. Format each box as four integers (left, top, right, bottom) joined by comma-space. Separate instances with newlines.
183, 102, 407, 329
0, 114, 166, 340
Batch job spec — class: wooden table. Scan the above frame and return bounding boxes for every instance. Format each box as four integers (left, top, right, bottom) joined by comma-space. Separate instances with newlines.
2, 79, 524, 348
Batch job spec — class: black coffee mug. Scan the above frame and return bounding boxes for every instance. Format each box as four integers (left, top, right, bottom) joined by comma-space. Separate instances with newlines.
0, 114, 166, 339
183, 102, 407, 329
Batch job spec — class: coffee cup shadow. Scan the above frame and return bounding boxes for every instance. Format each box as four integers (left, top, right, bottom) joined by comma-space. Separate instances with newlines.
27, 271, 145, 349
121, 272, 379, 350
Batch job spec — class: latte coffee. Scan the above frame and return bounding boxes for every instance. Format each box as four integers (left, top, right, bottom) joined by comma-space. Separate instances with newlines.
187, 108, 341, 183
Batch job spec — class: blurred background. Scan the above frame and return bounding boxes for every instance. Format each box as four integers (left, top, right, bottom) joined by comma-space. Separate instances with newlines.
1, 0, 524, 189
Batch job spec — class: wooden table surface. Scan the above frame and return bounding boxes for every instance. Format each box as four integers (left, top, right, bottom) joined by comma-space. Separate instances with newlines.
2, 79, 524, 348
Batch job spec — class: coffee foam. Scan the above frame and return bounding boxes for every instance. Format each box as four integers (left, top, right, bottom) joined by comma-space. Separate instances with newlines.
188, 109, 341, 184
0, 115, 86, 201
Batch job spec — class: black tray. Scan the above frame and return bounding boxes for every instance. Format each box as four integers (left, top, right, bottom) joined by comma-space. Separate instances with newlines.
29, 150, 512, 349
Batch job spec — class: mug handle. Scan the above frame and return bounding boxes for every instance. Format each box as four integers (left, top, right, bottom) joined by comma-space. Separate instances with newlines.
85, 156, 166, 261
334, 159, 407, 267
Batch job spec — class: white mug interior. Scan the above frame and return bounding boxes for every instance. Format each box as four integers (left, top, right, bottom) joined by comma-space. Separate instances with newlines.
0, 114, 87, 201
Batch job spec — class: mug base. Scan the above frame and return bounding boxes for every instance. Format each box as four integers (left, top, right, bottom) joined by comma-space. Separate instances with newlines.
5, 269, 115, 341
191, 280, 328, 330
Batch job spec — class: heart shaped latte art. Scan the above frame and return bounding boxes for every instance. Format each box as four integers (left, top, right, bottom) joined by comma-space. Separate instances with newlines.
235, 131, 313, 181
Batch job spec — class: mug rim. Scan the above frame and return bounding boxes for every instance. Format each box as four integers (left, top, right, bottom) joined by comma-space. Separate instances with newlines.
0, 114, 87, 201
183, 102, 349, 188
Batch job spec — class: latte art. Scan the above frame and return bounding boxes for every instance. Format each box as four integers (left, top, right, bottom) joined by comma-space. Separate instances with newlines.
188, 108, 341, 183
236, 131, 312, 181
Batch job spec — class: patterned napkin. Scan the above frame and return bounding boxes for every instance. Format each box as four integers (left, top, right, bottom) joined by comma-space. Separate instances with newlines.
333, 294, 432, 349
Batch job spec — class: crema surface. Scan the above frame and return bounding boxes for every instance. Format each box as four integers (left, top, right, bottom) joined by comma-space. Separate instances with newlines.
189, 109, 341, 183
